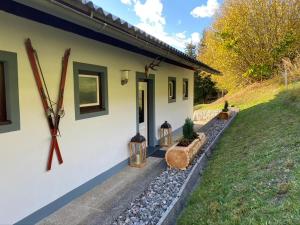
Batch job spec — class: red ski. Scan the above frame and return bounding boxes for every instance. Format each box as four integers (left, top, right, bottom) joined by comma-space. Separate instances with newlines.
25, 38, 71, 171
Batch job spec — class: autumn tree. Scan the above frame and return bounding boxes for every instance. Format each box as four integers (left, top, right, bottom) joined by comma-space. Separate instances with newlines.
185, 42, 219, 105
199, 0, 300, 91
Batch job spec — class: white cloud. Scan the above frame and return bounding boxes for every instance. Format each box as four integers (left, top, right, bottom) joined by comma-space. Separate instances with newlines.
191, 0, 219, 18
134, 0, 165, 29
129, 0, 200, 51
176, 32, 186, 40
120, 0, 136, 5
191, 32, 201, 43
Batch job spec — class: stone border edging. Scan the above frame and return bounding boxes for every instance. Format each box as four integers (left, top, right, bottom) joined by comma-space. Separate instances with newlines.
157, 110, 239, 225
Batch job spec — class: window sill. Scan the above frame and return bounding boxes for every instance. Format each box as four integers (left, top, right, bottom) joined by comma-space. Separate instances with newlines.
168, 98, 176, 103
0, 120, 20, 133
76, 107, 109, 120
0, 120, 11, 125
80, 106, 106, 114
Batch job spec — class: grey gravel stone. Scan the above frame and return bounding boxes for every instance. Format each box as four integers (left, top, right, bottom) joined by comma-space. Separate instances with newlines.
113, 116, 231, 225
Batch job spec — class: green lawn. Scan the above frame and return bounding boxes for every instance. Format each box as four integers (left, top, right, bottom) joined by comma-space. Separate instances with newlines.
178, 83, 300, 225
194, 80, 282, 111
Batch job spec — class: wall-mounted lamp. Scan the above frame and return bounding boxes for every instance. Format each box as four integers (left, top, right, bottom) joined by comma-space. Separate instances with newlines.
121, 70, 130, 85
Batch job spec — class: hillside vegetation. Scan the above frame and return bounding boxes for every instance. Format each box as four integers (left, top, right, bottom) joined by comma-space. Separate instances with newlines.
198, 0, 300, 92
194, 79, 283, 111
179, 82, 300, 224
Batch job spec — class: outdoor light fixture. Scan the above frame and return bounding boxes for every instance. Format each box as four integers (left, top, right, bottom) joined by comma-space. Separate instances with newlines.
121, 70, 130, 85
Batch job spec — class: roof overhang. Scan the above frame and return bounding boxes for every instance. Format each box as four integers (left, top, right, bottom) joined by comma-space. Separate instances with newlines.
1, 0, 220, 74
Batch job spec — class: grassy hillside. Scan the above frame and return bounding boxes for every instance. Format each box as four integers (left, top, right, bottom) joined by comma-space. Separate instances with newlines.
178, 82, 300, 224
194, 80, 283, 111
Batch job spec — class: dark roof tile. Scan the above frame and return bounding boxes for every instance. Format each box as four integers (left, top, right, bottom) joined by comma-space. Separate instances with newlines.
51, 0, 220, 74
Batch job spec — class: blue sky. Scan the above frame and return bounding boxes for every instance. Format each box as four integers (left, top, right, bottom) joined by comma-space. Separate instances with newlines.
90, 0, 222, 51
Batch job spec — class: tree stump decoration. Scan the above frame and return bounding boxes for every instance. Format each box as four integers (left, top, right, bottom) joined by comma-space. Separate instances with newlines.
165, 133, 206, 170
218, 111, 231, 120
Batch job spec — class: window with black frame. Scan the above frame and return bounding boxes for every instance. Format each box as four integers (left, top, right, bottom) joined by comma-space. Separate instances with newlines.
79, 73, 103, 114
0, 50, 20, 133
183, 78, 188, 100
139, 90, 144, 123
73, 62, 108, 120
0, 62, 7, 123
168, 77, 176, 103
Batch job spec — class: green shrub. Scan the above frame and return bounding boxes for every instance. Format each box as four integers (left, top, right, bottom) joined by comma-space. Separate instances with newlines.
222, 101, 229, 112
183, 118, 194, 139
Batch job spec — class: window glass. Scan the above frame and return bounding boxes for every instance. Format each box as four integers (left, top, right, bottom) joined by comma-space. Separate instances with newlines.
168, 78, 176, 102
168, 81, 174, 99
0, 50, 20, 133
79, 74, 100, 107
183, 79, 188, 99
139, 90, 144, 123
73, 62, 108, 120
0, 62, 7, 123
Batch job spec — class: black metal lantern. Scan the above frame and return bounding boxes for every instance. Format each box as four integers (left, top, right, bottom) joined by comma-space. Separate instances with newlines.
129, 133, 147, 168
160, 121, 173, 147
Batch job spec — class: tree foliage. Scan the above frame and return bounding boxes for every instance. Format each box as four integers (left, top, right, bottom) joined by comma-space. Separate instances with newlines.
183, 118, 194, 140
194, 73, 218, 105
184, 42, 197, 59
198, 0, 300, 91
185, 42, 219, 105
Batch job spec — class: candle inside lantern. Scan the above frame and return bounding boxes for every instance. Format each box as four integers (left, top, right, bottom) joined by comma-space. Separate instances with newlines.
164, 132, 168, 146
136, 153, 141, 164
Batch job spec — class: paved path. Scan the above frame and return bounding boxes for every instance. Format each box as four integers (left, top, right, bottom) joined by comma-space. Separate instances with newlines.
37, 157, 166, 225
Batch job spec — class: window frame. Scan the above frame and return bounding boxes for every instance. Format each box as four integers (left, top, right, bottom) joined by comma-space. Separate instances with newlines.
0, 50, 20, 133
73, 62, 108, 120
183, 78, 189, 100
168, 77, 176, 103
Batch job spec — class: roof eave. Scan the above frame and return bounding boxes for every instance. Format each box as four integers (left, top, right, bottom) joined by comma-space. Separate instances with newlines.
195, 65, 221, 75
8, 0, 220, 73
47, 0, 220, 73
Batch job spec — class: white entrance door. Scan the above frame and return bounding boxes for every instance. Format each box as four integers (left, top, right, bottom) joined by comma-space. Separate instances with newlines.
138, 82, 148, 145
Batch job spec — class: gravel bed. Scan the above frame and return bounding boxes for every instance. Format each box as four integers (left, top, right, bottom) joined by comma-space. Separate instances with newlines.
113, 117, 230, 225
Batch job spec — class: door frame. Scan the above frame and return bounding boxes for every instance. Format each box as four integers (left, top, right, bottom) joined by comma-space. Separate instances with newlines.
136, 72, 155, 154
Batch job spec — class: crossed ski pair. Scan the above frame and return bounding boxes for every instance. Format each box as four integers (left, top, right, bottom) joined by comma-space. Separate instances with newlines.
25, 38, 71, 171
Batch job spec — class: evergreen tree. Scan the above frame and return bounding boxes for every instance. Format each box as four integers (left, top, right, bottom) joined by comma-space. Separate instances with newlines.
185, 42, 218, 105
194, 73, 218, 105
184, 42, 197, 59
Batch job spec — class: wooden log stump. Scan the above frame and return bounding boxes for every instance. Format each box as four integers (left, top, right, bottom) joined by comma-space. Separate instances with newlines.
218, 111, 231, 120
165, 133, 206, 170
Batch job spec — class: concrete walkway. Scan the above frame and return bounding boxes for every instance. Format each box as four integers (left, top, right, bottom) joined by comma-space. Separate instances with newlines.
37, 157, 166, 225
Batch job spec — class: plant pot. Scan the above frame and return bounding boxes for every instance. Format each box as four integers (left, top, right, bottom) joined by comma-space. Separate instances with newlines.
218, 111, 231, 120
165, 133, 206, 170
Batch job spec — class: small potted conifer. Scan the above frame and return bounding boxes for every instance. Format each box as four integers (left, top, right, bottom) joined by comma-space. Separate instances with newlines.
165, 118, 206, 170
218, 101, 231, 120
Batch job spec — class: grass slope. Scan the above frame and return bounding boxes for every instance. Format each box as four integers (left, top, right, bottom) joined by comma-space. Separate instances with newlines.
194, 80, 281, 111
178, 83, 300, 225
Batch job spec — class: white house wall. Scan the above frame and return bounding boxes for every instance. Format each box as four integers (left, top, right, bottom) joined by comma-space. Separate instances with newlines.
0, 11, 193, 224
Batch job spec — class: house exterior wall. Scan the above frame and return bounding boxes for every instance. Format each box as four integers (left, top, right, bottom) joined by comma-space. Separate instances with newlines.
0, 11, 193, 224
